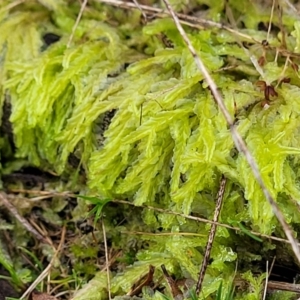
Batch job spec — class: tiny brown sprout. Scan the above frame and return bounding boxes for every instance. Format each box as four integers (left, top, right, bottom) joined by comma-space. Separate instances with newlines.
242, 41, 252, 49
258, 56, 266, 66
261, 39, 269, 47
255, 80, 278, 105
265, 85, 278, 101
256, 80, 267, 90
278, 77, 291, 85
258, 40, 269, 66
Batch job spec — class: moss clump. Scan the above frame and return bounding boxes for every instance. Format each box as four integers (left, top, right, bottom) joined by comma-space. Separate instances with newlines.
1, 0, 300, 298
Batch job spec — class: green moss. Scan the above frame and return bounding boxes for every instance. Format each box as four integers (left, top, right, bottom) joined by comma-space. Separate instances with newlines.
1, 0, 300, 298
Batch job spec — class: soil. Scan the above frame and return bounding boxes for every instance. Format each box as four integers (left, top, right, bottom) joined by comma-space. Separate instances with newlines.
0, 268, 19, 300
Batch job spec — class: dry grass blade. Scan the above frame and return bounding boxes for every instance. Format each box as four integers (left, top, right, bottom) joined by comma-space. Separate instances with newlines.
267, 0, 276, 41
98, 0, 259, 42
280, 0, 298, 13
121, 231, 205, 237
161, 0, 300, 265
113, 199, 299, 246
161, 264, 183, 298
11, 190, 293, 246
127, 265, 155, 296
101, 217, 111, 300
132, 0, 148, 23
8, 189, 75, 196
8, 189, 292, 246
195, 176, 227, 295
262, 261, 269, 300
267, 281, 300, 293
225, 4, 265, 78
269, 256, 276, 278
100, 0, 300, 59
67, 0, 88, 47
20, 226, 66, 299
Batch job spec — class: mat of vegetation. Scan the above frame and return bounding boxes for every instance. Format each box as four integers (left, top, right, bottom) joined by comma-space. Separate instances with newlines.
1, 0, 300, 299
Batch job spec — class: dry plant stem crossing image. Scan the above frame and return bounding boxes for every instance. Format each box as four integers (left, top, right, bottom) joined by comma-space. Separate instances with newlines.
2, 0, 300, 299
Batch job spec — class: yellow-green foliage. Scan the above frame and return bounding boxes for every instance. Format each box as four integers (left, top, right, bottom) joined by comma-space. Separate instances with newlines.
2, 0, 300, 298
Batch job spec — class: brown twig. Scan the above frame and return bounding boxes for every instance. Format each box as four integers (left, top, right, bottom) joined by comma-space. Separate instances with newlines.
113, 199, 300, 246
277, 3, 287, 49
20, 226, 66, 299
195, 176, 227, 295
263, 261, 269, 300
280, 0, 298, 14
132, 0, 148, 23
267, 0, 276, 42
127, 265, 155, 296
7, 187, 298, 246
121, 231, 205, 237
28, 218, 53, 247
0, 193, 48, 244
267, 280, 300, 293
101, 217, 111, 300
98, 0, 300, 60
67, 0, 88, 47
161, 0, 300, 265
161, 265, 183, 298
7, 190, 298, 247
225, 3, 265, 79
98, 0, 257, 41
8, 189, 75, 196
100, 250, 122, 272
268, 256, 276, 279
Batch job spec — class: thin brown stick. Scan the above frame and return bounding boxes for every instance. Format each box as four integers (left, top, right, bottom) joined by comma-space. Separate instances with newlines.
236, 278, 300, 294
8, 189, 74, 196
161, 0, 300, 265
67, 0, 88, 47
30, 195, 62, 202
225, 3, 265, 79
267, 280, 300, 293
100, 250, 122, 272
128, 265, 155, 296
6, 190, 298, 247
263, 261, 269, 300
113, 199, 299, 246
99, 0, 300, 60
161, 265, 183, 298
278, 6, 287, 49
121, 231, 205, 237
267, 0, 276, 41
280, 0, 298, 13
0, 193, 48, 244
98, 0, 257, 41
268, 256, 276, 279
2, 189, 287, 244
102, 218, 111, 300
20, 226, 66, 299
132, 0, 148, 23
28, 218, 53, 246
195, 176, 227, 295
